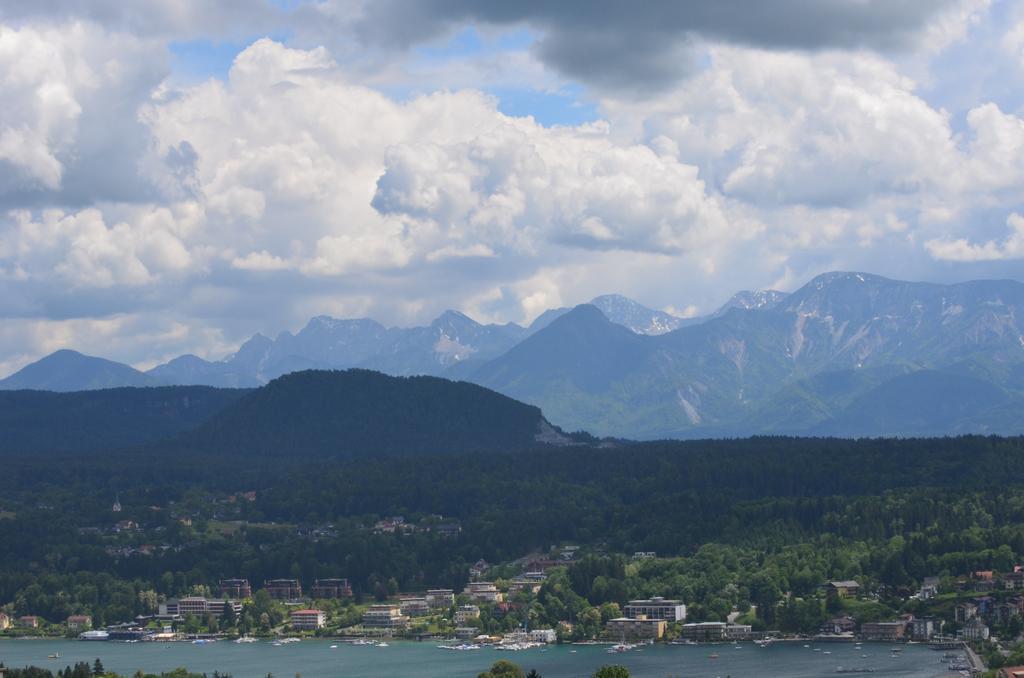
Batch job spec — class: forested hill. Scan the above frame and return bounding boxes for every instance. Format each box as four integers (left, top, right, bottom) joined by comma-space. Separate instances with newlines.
182, 368, 565, 457
0, 386, 248, 454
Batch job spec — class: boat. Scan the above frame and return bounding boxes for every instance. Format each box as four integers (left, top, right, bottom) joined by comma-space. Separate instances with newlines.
708, 652, 720, 659
836, 668, 875, 674
376, 642, 389, 647
330, 644, 337, 649
47, 652, 60, 659
79, 630, 110, 641
234, 636, 258, 644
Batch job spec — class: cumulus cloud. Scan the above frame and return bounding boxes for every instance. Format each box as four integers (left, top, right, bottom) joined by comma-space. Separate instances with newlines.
926, 213, 1024, 261
342, 0, 962, 92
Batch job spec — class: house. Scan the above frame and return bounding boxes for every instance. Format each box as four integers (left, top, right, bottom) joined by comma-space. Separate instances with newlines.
911, 617, 938, 641
469, 559, 491, 578
264, 579, 302, 600
860, 622, 906, 641
963, 616, 990, 641
464, 582, 503, 604
606, 617, 666, 640
624, 597, 686, 622
66, 615, 92, 631
725, 624, 754, 640
529, 629, 557, 644
998, 667, 1024, 678
433, 523, 462, 538
975, 596, 996, 617
219, 578, 252, 599
632, 552, 656, 560
0, 612, 9, 630
362, 605, 408, 628
399, 597, 430, 618
455, 627, 477, 640
426, 589, 455, 609
508, 579, 543, 596
827, 580, 861, 598
821, 616, 856, 635
290, 609, 325, 630
310, 578, 352, 599
680, 622, 727, 642
17, 616, 39, 629
454, 605, 480, 625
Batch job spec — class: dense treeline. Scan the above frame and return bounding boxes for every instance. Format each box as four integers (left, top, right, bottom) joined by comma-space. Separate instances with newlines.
2, 435, 1024, 628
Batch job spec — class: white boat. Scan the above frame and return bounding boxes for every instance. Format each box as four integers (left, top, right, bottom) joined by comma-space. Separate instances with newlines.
234, 636, 258, 644
330, 644, 338, 649
79, 630, 110, 641
376, 642, 389, 647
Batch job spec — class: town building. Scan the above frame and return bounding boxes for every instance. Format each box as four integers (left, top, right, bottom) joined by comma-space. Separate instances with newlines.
827, 580, 861, 598
529, 629, 557, 644
911, 617, 938, 641
310, 578, 352, 599
454, 605, 481, 625
433, 523, 462, 538
264, 579, 303, 600
399, 597, 430, 618
290, 609, 326, 630
0, 612, 9, 630
821, 616, 857, 635
680, 622, 727, 642
455, 627, 477, 640
956, 602, 979, 623
632, 552, 656, 560
607, 617, 666, 640
725, 623, 754, 640
508, 579, 543, 595
219, 578, 252, 599
624, 597, 686, 622
426, 589, 455, 608
464, 582, 503, 604
860, 621, 906, 641
66, 615, 92, 631
162, 598, 242, 617
998, 667, 1024, 678
17, 616, 39, 629
362, 605, 408, 628
963, 616, 990, 642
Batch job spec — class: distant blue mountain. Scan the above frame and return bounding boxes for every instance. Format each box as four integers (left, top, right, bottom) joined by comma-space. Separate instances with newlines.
0, 349, 162, 392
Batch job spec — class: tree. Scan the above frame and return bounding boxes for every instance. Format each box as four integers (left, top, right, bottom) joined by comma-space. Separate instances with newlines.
526, 671, 541, 678
91, 658, 104, 677
478, 659, 525, 678
221, 603, 237, 629
593, 666, 629, 678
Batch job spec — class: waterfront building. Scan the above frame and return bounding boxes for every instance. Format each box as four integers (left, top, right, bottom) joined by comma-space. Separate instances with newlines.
529, 629, 557, 643
606, 617, 666, 640
290, 609, 325, 630
17, 616, 39, 628
860, 621, 906, 641
66, 615, 92, 631
162, 598, 242, 617
680, 622, 727, 642
0, 612, 9, 630
911, 617, 938, 640
362, 604, 408, 628
624, 597, 686, 622
963, 616, 990, 641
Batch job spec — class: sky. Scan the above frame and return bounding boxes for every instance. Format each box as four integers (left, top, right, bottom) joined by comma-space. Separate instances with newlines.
2, 0, 1024, 373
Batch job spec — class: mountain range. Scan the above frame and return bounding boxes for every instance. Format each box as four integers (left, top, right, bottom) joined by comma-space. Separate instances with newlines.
3, 272, 1023, 439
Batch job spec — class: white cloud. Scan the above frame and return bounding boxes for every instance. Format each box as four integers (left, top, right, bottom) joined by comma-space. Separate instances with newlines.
925, 212, 1024, 261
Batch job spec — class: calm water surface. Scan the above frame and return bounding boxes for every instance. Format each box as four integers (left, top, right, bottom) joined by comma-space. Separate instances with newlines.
0, 639, 965, 678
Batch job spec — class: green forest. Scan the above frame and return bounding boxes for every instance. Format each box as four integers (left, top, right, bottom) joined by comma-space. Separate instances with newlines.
2, 434, 1024, 638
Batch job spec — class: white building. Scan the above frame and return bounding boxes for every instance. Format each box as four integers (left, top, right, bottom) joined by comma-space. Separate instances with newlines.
426, 589, 455, 608
363, 605, 408, 628
464, 582, 503, 604
290, 609, 325, 630
963, 617, 990, 641
455, 605, 480, 625
624, 597, 686, 622
529, 629, 557, 643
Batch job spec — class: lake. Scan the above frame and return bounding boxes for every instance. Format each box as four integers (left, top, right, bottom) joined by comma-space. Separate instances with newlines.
0, 639, 968, 677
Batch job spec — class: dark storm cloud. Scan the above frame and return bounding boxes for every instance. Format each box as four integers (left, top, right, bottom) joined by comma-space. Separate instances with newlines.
351, 0, 955, 90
